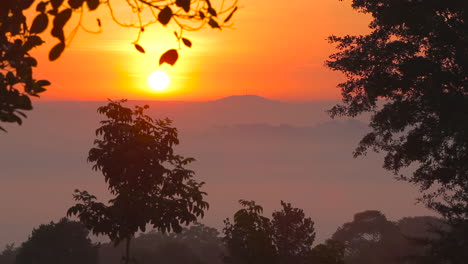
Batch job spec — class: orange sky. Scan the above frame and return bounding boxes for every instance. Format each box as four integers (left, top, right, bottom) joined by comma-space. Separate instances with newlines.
30, 0, 371, 101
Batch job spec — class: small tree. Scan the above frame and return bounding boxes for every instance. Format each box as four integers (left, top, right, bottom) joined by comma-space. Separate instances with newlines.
67, 100, 209, 264
14, 218, 98, 264
222, 200, 277, 264
222, 200, 319, 264
272, 201, 316, 264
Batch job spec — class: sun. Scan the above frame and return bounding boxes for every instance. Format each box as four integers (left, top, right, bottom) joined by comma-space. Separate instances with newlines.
148, 71, 170, 91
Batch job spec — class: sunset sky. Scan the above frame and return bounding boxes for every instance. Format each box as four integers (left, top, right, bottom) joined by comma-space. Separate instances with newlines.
30, 0, 371, 101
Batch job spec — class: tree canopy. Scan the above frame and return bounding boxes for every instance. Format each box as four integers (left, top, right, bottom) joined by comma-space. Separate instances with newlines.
223, 200, 342, 264
0, 0, 238, 130
327, 0, 468, 222
67, 100, 208, 264
14, 218, 98, 264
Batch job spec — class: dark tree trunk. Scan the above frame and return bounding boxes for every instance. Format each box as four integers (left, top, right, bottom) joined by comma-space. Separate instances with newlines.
124, 237, 131, 264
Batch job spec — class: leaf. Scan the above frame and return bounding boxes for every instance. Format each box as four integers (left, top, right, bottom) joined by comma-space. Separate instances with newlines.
86, 0, 100, 11
158, 6, 172, 26
224, 6, 237, 23
68, 0, 84, 9
51, 26, 65, 42
97, 18, 101, 27
205, 0, 212, 9
51, 0, 64, 9
53, 8, 72, 28
134, 44, 145, 53
37, 80, 51, 86
49, 42, 65, 61
207, 7, 217, 17
174, 31, 179, 39
199, 11, 205, 19
159, 49, 179, 66
36, 1, 47, 13
30, 14, 48, 34
176, 0, 190, 13
182, 38, 192, 48
208, 18, 220, 29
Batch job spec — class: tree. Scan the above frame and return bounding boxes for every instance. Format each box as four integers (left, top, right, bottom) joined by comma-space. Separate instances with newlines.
222, 200, 277, 264
331, 210, 404, 264
67, 100, 209, 264
427, 221, 468, 264
223, 200, 320, 264
0, 244, 18, 264
272, 201, 316, 264
14, 218, 98, 264
309, 240, 346, 264
1, 0, 238, 130
326, 0, 468, 222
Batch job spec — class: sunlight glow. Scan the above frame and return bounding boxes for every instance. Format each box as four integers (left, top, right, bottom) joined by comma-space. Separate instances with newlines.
148, 71, 170, 91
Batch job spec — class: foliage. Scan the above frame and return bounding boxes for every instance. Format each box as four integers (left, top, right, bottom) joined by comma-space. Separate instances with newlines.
426, 220, 468, 264
223, 200, 277, 264
326, 0, 468, 221
223, 200, 322, 264
99, 223, 224, 264
272, 201, 316, 264
0, 0, 238, 130
331, 210, 403, 264
309, 240, 345, 264
0, 1, 50, 132
0, 244, 18, 264
331, 210, 447, 264
14, 218, 98, 264
67, 100, 208, 264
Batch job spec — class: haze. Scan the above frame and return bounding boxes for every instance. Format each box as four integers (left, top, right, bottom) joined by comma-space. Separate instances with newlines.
0, 95, 432, 246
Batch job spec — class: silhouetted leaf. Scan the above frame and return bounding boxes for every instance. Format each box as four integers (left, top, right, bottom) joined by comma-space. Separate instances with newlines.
51, 26, 65, 42
54, 8, 72, 27
68, 0, 84, 9
159, 49, 178, 66
37, 80, 51, 86
205, 0, 212, 9
208, 18, 220, 29
224, 6, 237, 23
97, 18, 101, 27
134, 44, 145, 53
86, 0, 100, 11
207, 7, 217, 17
51, 0, 64, 10
36, 1, 47, 12
49, 42, 65, 61
158, 6, 172, 26
199, 11, 205, 19
176, 0, 191, 13
174, 31, 179, 39
30, 14, 48, 34
182, 38, 192, 48
24, 36, 44, 51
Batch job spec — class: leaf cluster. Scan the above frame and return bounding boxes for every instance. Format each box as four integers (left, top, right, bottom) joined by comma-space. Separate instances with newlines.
1, 0, 239, 131
0, 1, 50, 131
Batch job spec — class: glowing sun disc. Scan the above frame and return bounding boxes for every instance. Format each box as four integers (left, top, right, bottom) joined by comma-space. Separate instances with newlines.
148, 71, 170, 91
